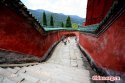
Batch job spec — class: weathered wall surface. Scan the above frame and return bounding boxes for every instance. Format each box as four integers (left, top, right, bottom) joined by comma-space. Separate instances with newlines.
80, 12, 125, 72
85, 0, 114, 26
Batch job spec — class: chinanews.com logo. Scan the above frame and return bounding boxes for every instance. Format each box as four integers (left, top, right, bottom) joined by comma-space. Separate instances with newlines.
92, 75, 120, 81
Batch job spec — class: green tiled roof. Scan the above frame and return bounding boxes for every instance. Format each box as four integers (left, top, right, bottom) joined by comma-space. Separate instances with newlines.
44, 24, 99, 33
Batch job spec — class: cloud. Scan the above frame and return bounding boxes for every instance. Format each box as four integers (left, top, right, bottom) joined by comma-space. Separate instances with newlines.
21, 0, 87, 18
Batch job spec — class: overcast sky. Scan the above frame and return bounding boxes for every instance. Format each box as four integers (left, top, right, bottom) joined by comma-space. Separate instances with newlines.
21, 0, 87, 18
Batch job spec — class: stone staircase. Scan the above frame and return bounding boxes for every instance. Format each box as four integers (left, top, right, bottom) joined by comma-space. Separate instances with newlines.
0, 62, 90, 83
0, 37, 104, 83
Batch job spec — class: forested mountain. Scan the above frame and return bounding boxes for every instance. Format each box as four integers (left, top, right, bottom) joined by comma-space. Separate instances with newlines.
29, 9, 85, 26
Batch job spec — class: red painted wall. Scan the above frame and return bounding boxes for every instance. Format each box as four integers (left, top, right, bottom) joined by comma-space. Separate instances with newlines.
0, 5, 79, 57
85, 0, 114, 26
0, 5, 61, 57
80, 12, 125, 72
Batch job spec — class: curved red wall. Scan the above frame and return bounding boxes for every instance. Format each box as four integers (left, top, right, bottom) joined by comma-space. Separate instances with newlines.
80, 12, 125, 72
0, 5, 79, 57
0, 5, 61, 57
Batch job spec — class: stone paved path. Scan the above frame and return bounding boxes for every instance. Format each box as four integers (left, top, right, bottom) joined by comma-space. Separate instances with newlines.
0, 37, 103, 83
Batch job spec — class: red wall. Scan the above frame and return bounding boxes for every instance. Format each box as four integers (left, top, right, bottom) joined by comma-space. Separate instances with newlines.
0, 5, 61, 57
85, 0, 114, 26
80, 12, 125, 72
0, 5, 79, 57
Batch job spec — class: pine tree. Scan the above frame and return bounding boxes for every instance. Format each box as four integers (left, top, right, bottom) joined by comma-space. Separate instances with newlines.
66, 16, 72, 27
61, 22, 64, 27
50, 15, 54, 27
43, 11, 47, 26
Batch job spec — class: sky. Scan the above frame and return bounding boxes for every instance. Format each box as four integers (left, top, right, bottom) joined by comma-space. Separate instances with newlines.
21, 0, 87, 18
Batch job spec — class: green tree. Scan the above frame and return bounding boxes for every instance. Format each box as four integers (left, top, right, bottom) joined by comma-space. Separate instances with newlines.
61, 22, 64, 27
43, 11, 47, 26
66, 16, 72, 27
50, 15, 54, 26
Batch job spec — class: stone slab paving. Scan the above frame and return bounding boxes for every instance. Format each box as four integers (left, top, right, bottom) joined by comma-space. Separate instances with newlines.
0, 37, 105, 83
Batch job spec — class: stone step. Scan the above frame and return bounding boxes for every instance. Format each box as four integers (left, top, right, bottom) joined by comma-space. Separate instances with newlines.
20, 79, 36, 83
24, 70, 52, 81
55, 70, 90, 80
6, 68, 18, 74
14, 67, 21, 71
2, 78, 16, 83
0, 75, 4, 83
16, 67, 28, 74
19, 73, 39, 83
26, 67, 89, 80
0, 67, 13, 77
37, 63, 87, 73
54, 76, 80, 83
8, 76, 23, 83
54, 73, 90, 83
31, 65, 87, 77
37, 78, 56, 83
55, 77, 90, 83
0, 68, 24, 83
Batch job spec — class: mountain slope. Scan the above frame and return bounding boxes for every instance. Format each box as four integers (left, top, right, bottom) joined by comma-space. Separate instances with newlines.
29, 9, 85, 26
